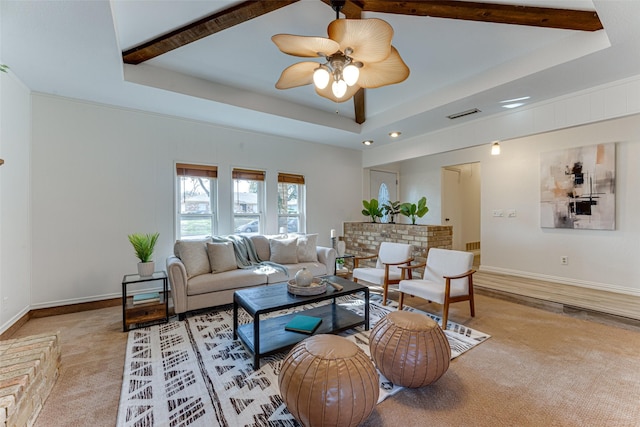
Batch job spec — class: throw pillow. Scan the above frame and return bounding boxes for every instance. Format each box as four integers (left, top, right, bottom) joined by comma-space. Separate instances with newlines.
269, 237, 299, 264
174, 239, 212, 278
297, 234, 318, 262
206, 242, 237, 273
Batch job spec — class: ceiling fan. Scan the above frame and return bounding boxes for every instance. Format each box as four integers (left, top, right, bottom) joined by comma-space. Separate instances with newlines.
271, 1, 410, 105
121, 1, 603, 125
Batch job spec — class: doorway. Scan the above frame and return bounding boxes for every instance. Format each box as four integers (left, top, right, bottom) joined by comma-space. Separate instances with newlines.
441, 162, 481, 266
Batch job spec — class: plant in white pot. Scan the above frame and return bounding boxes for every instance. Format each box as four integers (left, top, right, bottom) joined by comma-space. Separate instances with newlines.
128, 232, 159, 277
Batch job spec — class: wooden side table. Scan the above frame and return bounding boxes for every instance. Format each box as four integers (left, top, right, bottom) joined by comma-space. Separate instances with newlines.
121, 271, 169, 332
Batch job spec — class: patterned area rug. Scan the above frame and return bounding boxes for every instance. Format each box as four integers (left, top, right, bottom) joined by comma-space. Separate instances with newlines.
117, 295, 490, 427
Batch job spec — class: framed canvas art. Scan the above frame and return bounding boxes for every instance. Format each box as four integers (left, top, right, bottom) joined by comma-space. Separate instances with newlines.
540, 143, 615, 230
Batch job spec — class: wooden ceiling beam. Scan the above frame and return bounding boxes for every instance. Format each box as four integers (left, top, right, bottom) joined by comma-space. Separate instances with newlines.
354, 89, 366, 125
354, 1, 603, 31
122, 0, 300, 65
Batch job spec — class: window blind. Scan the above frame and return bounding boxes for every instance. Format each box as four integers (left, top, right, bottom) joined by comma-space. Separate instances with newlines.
233, 168, 265, 181
176, 163, 217, 178
278, 172, 305, 185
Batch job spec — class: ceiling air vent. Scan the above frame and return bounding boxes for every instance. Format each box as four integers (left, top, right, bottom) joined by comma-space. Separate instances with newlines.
447, 108, 481, 120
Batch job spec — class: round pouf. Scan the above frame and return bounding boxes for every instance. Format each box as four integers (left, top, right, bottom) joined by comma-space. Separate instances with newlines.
279, 334, 379, 427
369, 311, 451, 388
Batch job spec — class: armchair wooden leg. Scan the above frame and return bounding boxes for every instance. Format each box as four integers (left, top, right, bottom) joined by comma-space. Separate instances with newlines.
398, 292, 405, 310
468, 277, 476, 317
441, 300, 450, 330
382, 284, 388, 306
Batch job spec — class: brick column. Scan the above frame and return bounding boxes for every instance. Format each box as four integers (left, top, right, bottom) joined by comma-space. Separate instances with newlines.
342, 222, 452, 270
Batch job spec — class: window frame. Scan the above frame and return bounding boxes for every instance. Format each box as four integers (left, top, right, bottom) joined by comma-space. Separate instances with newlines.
278, 172, 306, 234
175, 163, 218, 240
232, 168, 265, 235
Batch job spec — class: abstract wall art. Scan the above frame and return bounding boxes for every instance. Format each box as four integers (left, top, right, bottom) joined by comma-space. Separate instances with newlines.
540, 143, 615, 230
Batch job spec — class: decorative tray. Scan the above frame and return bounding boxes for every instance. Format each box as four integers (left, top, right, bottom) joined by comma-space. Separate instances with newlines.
287, 278, 327, 296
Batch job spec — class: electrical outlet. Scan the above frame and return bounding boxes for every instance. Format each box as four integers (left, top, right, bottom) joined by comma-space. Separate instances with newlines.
507, 209, 517, 218
560, 256, 568, 265
492, 209, 503, 217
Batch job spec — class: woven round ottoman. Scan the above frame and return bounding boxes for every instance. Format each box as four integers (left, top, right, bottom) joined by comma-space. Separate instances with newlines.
278, 334, 379, 427
369, 311, 451, 388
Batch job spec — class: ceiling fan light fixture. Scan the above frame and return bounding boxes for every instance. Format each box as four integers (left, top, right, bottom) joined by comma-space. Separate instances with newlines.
313, 66, 330, 89
332, 79, 348, 98
343, 63, 360, 86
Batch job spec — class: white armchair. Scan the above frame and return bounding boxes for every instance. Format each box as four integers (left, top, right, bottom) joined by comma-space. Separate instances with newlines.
352, 242, 413, 305
398, 248, 476, 330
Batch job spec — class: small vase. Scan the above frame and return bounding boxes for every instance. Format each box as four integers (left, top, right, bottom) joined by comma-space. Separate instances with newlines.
137, 261, 155, 277
337, 241, 346, 257
295, 267, 313, 287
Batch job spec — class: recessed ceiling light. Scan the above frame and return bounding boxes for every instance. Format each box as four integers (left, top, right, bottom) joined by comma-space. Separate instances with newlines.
500, 96, 530, 104
362, 140, 374, 146
502, 103, 524, 109
389, 131, 401, 138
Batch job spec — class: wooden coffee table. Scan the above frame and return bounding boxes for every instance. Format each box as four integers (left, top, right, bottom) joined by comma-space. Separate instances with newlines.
233, 275, 369, 369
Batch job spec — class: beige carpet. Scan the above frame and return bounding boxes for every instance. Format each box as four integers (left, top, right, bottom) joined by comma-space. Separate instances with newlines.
9, 291, 640, 427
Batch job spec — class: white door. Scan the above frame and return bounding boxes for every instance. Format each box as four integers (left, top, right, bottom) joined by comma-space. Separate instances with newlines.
370, 170, 398, 223
441, 163, 481, 254
442, 167, 464, 250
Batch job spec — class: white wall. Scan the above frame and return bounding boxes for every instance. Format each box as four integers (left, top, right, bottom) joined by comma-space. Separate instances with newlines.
399, 115, 640, 296
0, 70, 31, 331
29, 94, 364, 308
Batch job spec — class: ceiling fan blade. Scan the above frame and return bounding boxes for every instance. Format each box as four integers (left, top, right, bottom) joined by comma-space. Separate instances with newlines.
315, 82, 361, 103
357, 46, 410, 89
272, 34, 340, 57
328, 18, 393, 63
275, 61, 318, 89
354, 1, 602, 32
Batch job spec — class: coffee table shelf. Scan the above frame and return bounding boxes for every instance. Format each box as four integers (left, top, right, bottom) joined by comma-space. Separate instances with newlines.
233, 275, 369, 369
236, 304, 364, 356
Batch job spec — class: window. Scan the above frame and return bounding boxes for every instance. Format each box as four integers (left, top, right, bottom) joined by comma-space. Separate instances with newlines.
233, 168, 265, 234
176, 163, 217, 239
278, 173, 305, 234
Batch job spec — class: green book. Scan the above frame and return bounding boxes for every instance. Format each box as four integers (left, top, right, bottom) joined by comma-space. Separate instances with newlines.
285, 315, 322, 334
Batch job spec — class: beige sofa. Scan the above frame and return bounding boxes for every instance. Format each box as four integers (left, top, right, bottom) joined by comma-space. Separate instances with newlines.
167, 234, 336, 319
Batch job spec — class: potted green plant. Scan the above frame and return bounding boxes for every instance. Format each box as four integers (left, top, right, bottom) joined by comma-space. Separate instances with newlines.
128, 232, 160, 277
361, 199, 384, 223
400, 196, 429, 224
382, 200, 401, 224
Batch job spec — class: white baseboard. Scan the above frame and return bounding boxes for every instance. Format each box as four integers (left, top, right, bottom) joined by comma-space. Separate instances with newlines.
478, 265, 640, 297
28, 286, 165, 310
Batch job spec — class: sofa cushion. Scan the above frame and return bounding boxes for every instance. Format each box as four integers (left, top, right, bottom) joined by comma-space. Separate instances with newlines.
186, 269, 268, 296
175, 239, 212, 278
207, 242, 237, 273
270, 237, 299, 264
297, 234, 318, 262
249, 235, 271, 261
